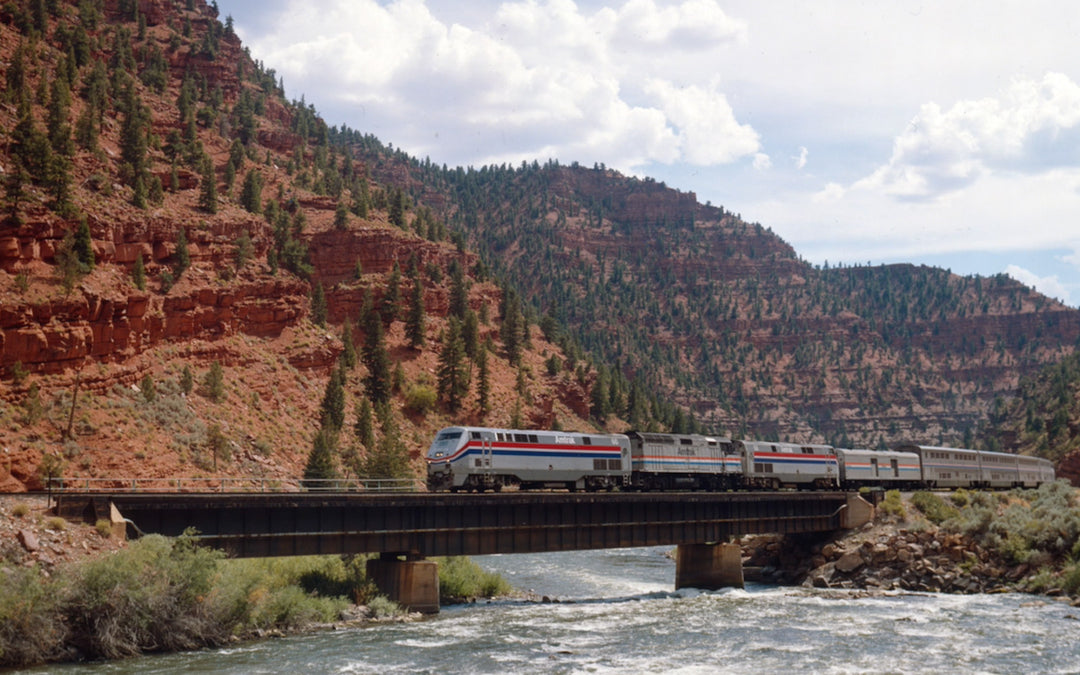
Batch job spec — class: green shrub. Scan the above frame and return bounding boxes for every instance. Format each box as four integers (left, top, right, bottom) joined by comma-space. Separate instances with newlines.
94, 519, 112, 538
437, 556, 512, 601
65, 532, 227, 659
404, 384, 437, 415
949, 488, 970, 508
367, 595, 402, 619
45, 517, 67, 532
0, 567, 67, 667
878, 489, 906, 519
911, 491, 960, 525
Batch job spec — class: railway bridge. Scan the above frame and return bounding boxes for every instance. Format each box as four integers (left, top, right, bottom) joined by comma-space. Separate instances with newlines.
57, 491, 874, 613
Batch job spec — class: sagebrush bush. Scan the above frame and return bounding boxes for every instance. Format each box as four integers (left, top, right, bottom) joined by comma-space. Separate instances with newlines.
911, 491, 960, 525
878, 490, 906, 519
0, 567, 68, 667
437, 556, 512, 601
404, 384, 437, 415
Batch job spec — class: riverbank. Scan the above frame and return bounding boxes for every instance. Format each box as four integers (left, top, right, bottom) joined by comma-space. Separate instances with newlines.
742, 483, 1080, 604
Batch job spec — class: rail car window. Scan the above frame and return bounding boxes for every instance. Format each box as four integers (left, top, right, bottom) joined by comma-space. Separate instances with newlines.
801, 447, 813, 454
681, 438, 692, 445
583, 437, 592, 445
755, 463, 774, 473
514, 433, 528, 443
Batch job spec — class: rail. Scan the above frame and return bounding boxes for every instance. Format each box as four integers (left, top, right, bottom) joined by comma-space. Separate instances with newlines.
43, 477, 425, 494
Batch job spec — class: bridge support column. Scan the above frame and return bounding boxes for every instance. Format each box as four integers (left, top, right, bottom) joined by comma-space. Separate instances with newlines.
366, 553, 440, 614
841, 493, 875, 529
675, 542, 744, 590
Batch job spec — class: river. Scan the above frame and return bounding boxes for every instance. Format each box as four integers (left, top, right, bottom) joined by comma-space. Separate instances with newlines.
33, 546, 1080, 674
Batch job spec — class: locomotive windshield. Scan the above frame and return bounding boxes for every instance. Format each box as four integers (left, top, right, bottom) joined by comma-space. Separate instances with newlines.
436, 430, 463, 441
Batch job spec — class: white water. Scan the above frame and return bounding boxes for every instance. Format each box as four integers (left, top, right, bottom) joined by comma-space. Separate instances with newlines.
35, 547, 1080, 674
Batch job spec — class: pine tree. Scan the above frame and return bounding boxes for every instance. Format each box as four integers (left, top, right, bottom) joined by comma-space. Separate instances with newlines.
388, 187, 406, 228
405, 275, 426, 349
360, 402, 410, 479
74, 218, 94, 271
501, 291, 524, 365
437, 316, 469, 413
333, 201, 349, 230
462, 309, 479, 360
354, 396, 375, 450
174, 228, 190, 278
54, 230, 83, 294
310, 282, 327, 327
362, 311, 392, 404
476, 345, 490, 417
239, 169, 262, 214
203, 360, 225, 403
448, 259, 468, 319
381, 261, 401, 322
302, 426, 339, 488
132, 253, 146, 290
198, 157, 217, 213
341, 320, 357, 369
319, 366, 346, 431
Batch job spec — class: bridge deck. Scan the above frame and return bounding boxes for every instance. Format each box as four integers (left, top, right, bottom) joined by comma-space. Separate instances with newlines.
59, 491, 852, 558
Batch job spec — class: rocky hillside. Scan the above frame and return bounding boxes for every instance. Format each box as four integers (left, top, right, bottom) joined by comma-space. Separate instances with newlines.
0, 0, 610, 491
353, 150, 1080, 453
980, 352, 1080, 484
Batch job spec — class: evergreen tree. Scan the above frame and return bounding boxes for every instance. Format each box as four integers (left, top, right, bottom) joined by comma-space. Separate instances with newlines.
362, 311, 392, 404
132, 253, 146, 290
319, 366, 346, 431
302, 426, 339, 488
174, 228, 190, 278
239, 169, 262, 214
448, 259, 468, 318
462, 309, 479, 360
360, 402, 410, 479
500, 291, 524, 365
437, 316, 469, 413
341, 320, 357, 369
381, 261, 401, 322
388, 187, 405, 228
333, 201, 349, 230
74, 218, 94, 271
405, 275, 425, 349
54, 230, 83, 294
203, 360, 225, 403
198, 157, 217, 213
354, 396, 375, 450
476, 345, 490, 417
119, 86, 148, 186
180, 364, 194, 394
310, 282, 327, 327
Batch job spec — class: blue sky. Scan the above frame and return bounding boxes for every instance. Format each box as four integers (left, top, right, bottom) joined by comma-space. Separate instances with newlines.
219, 0, 1080, 306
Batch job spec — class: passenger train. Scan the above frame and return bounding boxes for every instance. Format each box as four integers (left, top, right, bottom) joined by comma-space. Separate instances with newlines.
425, 426, 1055, 493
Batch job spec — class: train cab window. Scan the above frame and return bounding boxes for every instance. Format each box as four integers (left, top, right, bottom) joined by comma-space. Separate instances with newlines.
437, 431, 462, 441
514, 433, 529, 443
681, 438, 692, 445
529, 434, 539, 443
471, 431, 482, 440
582, 437, 592, 445
802, 447, 813, 454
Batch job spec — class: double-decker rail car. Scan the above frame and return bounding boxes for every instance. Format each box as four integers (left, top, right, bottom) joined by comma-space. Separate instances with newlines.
426, 426, 630, 492
737, 440, 839, 489
895, 445, 980, 489
627, 432, 736, 491
978, 449, 1023, 489
835, 447, 921, 489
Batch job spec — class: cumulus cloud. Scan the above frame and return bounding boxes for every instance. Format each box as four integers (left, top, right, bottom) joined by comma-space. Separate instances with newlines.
1005, 265, 1070, 305
855, 73, 1080, 201
238, 0, 759, 171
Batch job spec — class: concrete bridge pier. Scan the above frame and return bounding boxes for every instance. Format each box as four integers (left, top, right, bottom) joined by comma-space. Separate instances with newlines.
675, 542, 744, 590
366, 553, 440, 614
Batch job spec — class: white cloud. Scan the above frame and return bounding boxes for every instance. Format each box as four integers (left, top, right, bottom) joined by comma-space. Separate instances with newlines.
238, 0, 759, 172
1005, 265, 1070, 305
794, 146, 808, 170
855, 73, 1080, 201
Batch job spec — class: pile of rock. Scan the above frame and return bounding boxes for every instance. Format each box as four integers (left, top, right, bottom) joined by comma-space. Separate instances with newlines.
740, 525, 1050, 597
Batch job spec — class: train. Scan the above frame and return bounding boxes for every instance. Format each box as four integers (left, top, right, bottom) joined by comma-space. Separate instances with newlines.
424, 426, 1056, 493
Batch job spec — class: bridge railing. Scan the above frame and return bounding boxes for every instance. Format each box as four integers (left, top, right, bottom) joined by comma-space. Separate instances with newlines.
43, 477, 425, 493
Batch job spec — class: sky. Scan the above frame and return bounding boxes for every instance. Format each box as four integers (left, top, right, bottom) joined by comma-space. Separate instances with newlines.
219, 0, 1080, 307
